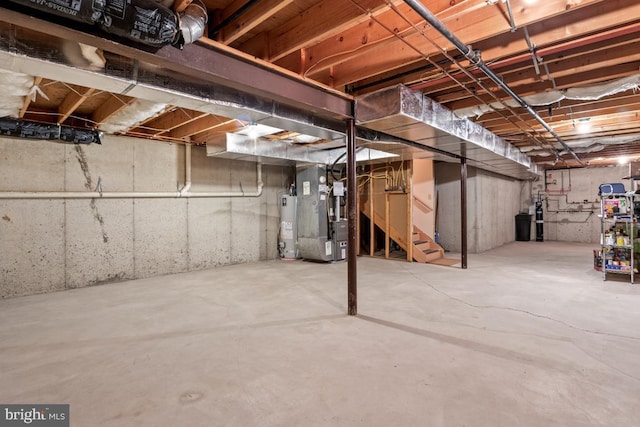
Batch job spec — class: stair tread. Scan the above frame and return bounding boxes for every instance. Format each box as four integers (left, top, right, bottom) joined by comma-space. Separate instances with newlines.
413, 239, 430, 245
422, 248, 440, 255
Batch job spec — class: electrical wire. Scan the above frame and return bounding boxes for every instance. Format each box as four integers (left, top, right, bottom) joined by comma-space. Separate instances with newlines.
382, 1, 561, 159
342, 0, 560, 161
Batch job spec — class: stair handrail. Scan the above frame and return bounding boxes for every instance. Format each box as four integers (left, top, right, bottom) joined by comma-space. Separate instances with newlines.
413, 195, 433, 213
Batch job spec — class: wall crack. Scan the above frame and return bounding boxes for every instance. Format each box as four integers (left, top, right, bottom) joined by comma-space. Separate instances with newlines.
75, 145, 109, 243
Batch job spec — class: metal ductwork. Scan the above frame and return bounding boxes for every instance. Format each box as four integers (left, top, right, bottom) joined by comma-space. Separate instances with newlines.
206, 133, 398, 166
403, 0, 582, 166
179, 1, 208, 45
0, 117, 102, 144
356, 84, 541, 180
0, 22, 347, 144
6, 0, 208, 48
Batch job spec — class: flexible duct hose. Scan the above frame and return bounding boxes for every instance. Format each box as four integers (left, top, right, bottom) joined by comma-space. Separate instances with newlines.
7, 0, 207, 48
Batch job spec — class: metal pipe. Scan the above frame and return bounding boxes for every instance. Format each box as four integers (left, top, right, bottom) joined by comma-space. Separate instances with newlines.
355, 127, 462, 160
460, 157, 468, 269
504, 0, 517, 32
208, 0, 262, 37
403, 0, 583, 165
0, 162, 263, 199
523, 26, 541, 77
180, 0, 209, 45
347, 115, 358, 316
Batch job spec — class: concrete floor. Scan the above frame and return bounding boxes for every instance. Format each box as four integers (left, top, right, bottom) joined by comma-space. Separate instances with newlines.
1, 241, 640, 426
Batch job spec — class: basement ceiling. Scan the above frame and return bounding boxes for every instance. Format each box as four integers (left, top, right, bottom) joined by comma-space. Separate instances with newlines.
1, 0, 640, 172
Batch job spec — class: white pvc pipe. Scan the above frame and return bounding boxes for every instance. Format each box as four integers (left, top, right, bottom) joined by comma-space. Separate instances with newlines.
179, 144, 192, 196
0, 144, 263, 199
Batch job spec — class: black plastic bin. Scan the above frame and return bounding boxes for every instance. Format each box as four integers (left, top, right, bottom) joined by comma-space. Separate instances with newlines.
515, 213, 532, 241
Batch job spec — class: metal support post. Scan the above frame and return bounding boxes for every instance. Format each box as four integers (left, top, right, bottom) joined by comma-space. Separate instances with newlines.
347, 115, 358, 315
461, 157, 468, 269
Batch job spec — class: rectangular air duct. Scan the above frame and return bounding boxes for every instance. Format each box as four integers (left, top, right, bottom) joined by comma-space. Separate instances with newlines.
356, 85, 541, 180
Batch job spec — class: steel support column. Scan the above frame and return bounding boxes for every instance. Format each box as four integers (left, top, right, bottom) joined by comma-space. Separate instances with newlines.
460, 157, 468, 269
347, 114, 358, 315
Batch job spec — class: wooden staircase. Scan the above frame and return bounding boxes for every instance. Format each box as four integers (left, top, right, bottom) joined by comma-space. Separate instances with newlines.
411, 227, 445, 263
360, 206, 444, 264
358, 159, 443, 264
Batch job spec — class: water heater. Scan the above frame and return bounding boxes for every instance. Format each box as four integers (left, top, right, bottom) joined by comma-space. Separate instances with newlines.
279, 194, 298, 259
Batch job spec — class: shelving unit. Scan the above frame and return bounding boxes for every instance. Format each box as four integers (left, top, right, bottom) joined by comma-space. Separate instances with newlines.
600, 192, 637, 283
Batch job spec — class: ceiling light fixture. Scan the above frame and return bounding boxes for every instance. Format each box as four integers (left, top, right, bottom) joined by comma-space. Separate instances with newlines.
246, 122, 259, 139
523, 0, 538, 4
575, 118, 592, 134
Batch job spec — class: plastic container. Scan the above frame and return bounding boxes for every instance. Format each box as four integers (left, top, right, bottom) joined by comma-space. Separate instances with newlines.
515, 213, 532, 241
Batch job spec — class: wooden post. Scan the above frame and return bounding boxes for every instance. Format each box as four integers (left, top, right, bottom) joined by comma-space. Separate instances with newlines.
369, 168, 375, 257
385, 168, 390, 259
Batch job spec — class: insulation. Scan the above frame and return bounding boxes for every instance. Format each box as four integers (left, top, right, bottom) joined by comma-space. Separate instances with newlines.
455, 74, 640, 118
8, 0, 107, 25
6, 0, 207, 48
524, 135, 640, 156
100, 0, 180, 47
0, 69, 36, 118
99, 99, 167, 134
0, 118, 102, 144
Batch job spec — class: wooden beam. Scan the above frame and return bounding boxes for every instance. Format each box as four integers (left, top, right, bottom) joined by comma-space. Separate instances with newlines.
131, 108, 208, 135
553, 115, 640, 136
189, 131, 227, 146
488, 110, 640, 137
319, 0, 619, 87
220, 0, 294, 45
170, 115, 242, 139
240, 0, 403, 62
19, 76, 42, 119
91, 94, 135, 125
480, 95, 640, 125
0, 7, 353, 122
417, 32, 640, 96
173, 0, 193, 13
292, 0, 484, 77
409, 22, 640, 93
483, 102, 640, 135
57, 86, 95, 124
443, 60, 640, 110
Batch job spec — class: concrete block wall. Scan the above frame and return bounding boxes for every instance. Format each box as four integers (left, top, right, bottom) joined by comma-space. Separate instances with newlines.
0, 135, 291, 298
533, 165, 628, 243
435, 162, 524, 253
